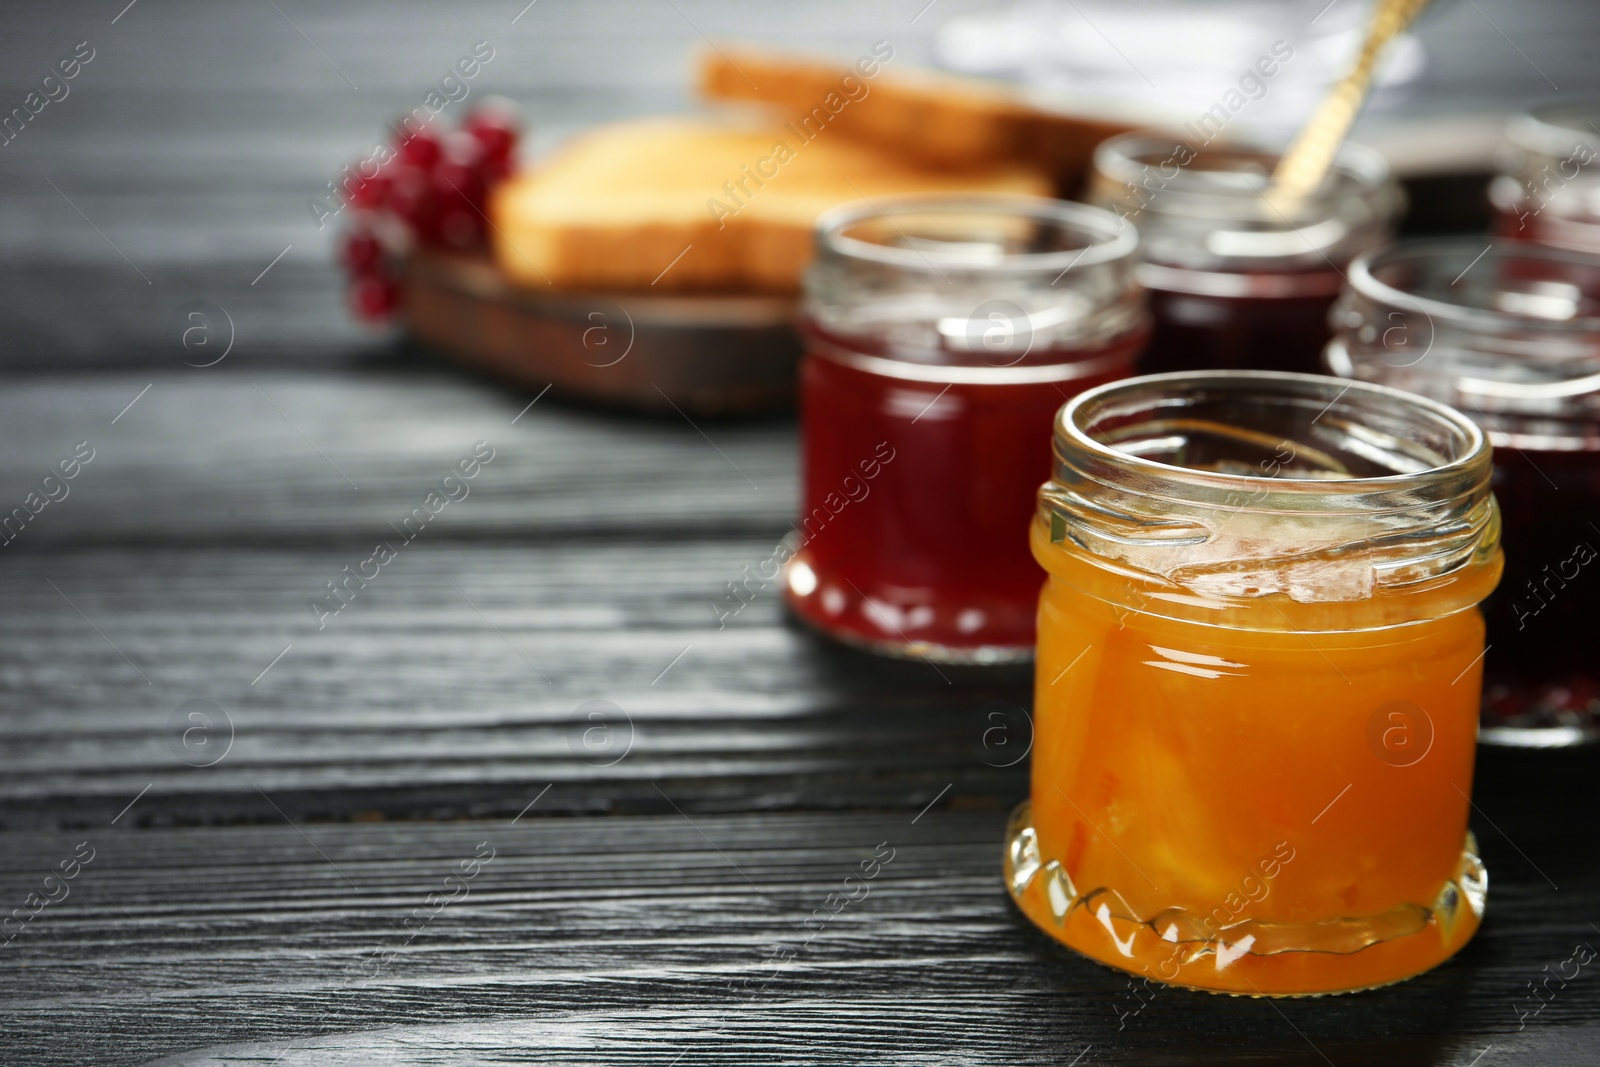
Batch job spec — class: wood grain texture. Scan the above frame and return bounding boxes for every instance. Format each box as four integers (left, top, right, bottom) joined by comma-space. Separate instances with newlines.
1, 813, 1598, 1067
0, 0, 976, 370
0, 536, 1032, 828
4, 0, 1600, 1062
0, 370, 797, 549
0, 0, 1594, 371
0, 367, 1028, 829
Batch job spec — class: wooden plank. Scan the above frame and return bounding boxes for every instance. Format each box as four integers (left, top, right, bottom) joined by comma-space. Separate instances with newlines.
1, 812, 1596, 1066
0, 539, 1031, 827
142, 1017, 1600, 1067
0, 0, 955, 370
0, 370, 797, 547
0, 2, 1595, 1063
2, 0, 1597, 372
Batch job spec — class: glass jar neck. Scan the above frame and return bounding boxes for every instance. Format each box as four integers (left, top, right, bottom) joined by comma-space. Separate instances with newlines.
1087, 133, 1402, 278
1326, 240, 1600, 450
1494, 102, 1600, 193
803, 195, 1145, 365
1489, 102, 1600, 239
1037, 371, 1499, 628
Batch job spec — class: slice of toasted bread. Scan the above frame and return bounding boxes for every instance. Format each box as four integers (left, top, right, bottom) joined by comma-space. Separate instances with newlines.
489, 116, 1052, 293
697, 44, 1153, 189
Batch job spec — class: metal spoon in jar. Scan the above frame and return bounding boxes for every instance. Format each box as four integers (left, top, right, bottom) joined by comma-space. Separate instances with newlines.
1270, 0, 1434, 205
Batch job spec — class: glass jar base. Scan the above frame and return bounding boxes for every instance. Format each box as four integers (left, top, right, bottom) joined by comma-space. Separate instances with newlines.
1480, 676, 1600, 747
781, 546, 1036, 665
1480, 724, 1599, 748
784, 588, 1035, 665
1002, 802, 1487, 997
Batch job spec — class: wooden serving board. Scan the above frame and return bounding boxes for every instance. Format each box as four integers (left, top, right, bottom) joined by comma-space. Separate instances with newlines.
403, 250, 803, 414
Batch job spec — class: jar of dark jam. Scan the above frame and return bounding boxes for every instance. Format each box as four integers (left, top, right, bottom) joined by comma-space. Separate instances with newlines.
1488, 100, 1600, 255
1326, 239, 1600, 746
785, 195, 1147, 662
1088, 132, 1403, 376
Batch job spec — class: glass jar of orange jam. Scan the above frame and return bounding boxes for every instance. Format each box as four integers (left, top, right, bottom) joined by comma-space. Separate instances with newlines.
1007, 371, 1502, 996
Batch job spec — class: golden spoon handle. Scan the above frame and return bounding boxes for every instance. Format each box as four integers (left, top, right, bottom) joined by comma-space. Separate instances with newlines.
1271, 0, 1431, 200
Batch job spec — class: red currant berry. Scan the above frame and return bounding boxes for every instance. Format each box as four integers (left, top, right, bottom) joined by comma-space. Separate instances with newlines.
396, 124, 442, 169
347, 166, 393, 211
339, 229, 383, 274
464, 97, 520, 162
435, 166, 486, 219
443, 129, 485, 166
438, 208, 483, 248
480, 155, 515, 189
390, 164, 442, 244
350, 275, 400, 321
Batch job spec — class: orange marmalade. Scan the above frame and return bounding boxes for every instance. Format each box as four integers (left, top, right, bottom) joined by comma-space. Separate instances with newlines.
1007, 371, 1502, 995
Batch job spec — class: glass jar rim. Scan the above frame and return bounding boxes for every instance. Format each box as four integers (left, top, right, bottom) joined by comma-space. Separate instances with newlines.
813, 193, 1138, 276
1056, 369, 1489, 498
1092, 131, 1393, 219
1348, 238, 1600, 336
1506, 98, 1600, 157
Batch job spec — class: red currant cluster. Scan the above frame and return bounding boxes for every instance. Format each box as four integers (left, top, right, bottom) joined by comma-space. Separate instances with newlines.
338, 99, 522, 322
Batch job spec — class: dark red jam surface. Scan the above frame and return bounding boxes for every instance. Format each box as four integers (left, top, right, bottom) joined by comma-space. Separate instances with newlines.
787, 319, 1144, 657
1492, 204, 1600, 257
1481, 443, 1600, 739
1141, 274, 1342, 376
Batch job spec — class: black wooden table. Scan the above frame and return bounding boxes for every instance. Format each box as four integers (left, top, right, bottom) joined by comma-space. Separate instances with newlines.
4, 1, 1600, 1064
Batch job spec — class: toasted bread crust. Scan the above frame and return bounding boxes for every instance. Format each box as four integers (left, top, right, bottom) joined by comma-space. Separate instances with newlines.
489, 117, 1052, 293
696, 43, 1143, 185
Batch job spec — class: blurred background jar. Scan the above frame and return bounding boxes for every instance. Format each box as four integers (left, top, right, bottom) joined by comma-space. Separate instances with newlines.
1488, 100, 1600, 255
785, 195, 1146, 662
1088, 132, 1404, 375
1326, 238, 1600, 747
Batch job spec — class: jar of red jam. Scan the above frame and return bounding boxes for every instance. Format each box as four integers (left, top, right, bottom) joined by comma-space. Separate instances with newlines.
784, 195, 1147, 662
1326, 238, 1600, 746
1087, 133, 1403, 376
1489, 100, 1600, 254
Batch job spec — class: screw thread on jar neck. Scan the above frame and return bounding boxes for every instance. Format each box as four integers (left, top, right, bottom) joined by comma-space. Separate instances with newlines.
1327, 239, 1600, 451
1040, 371, 1498, 619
